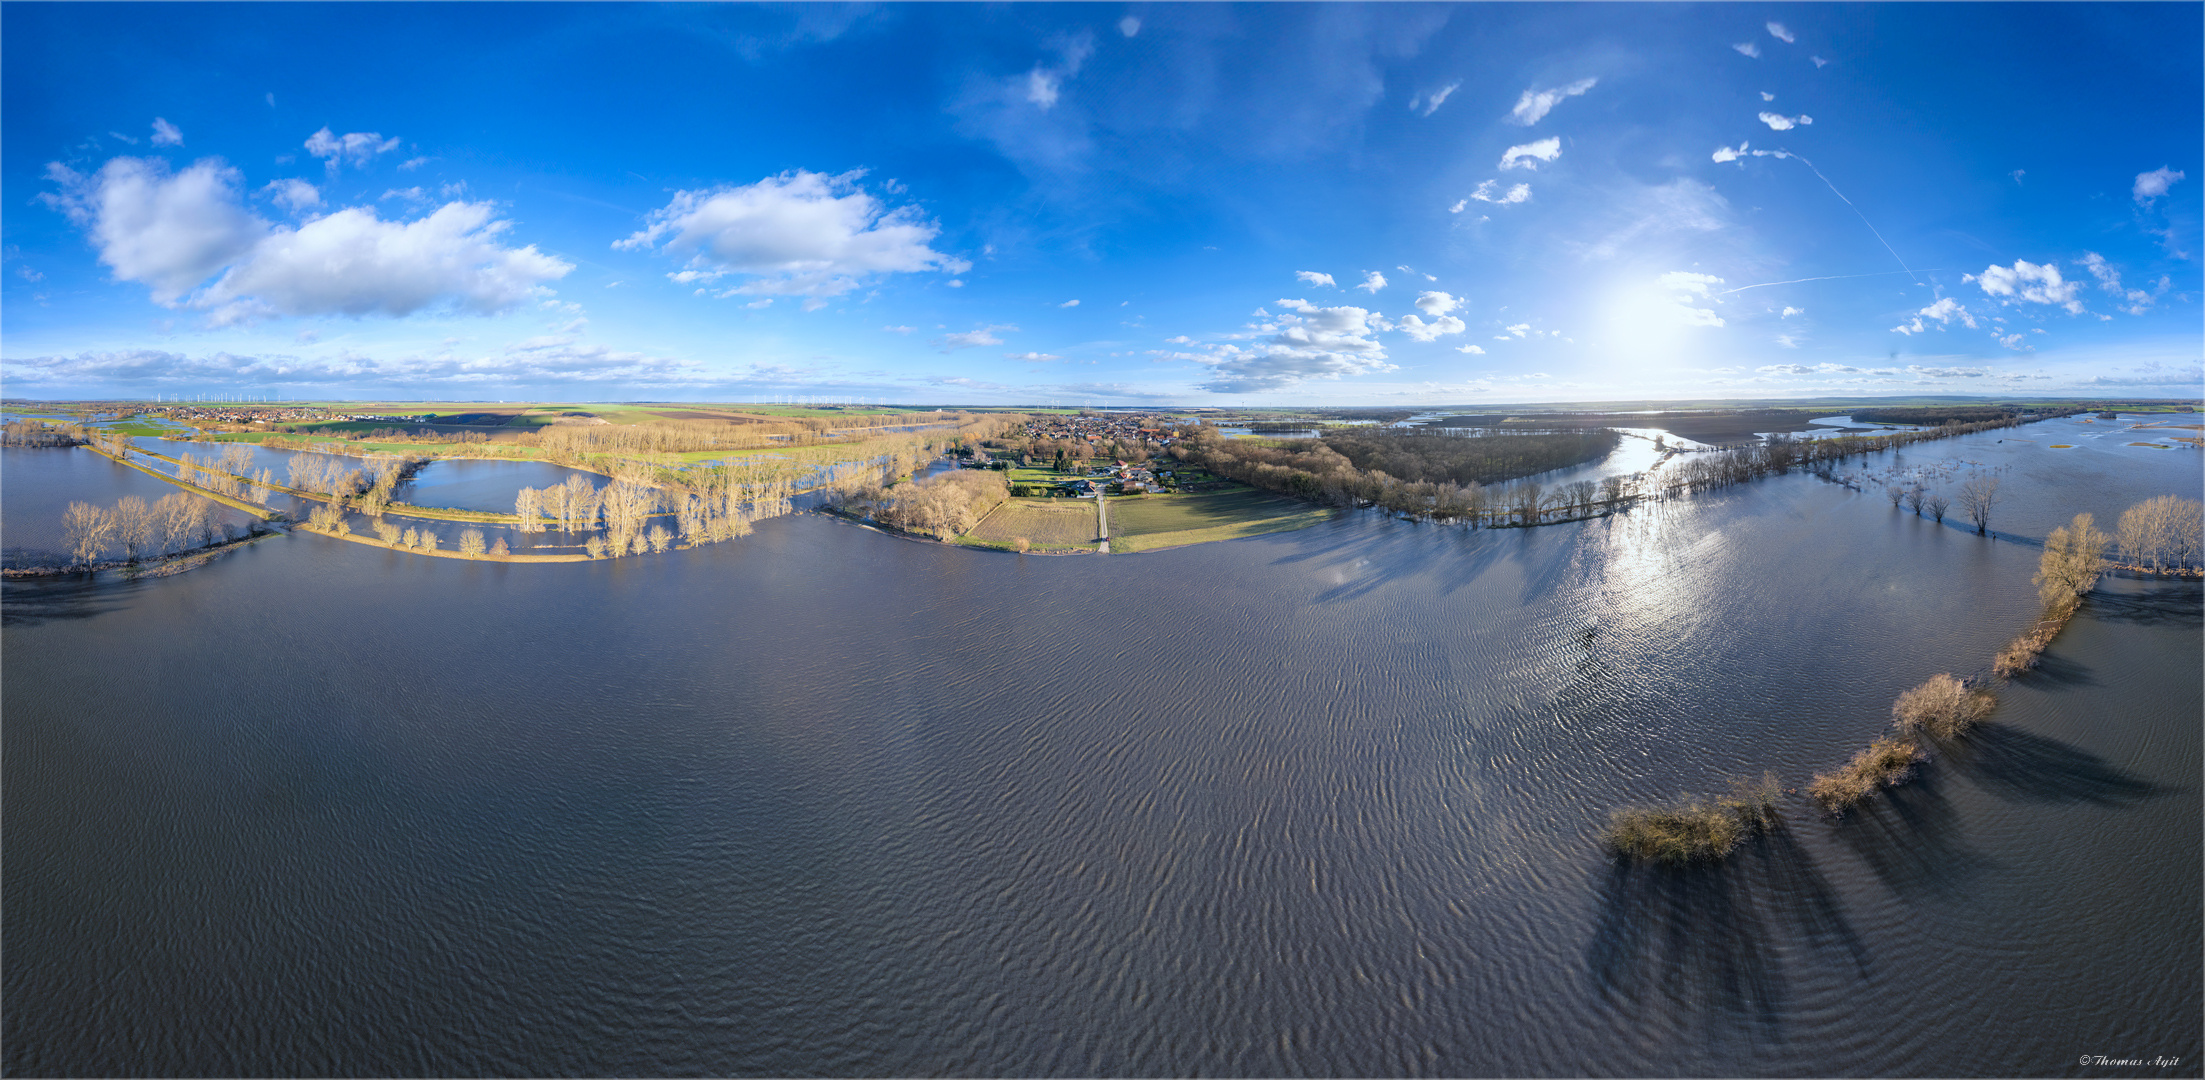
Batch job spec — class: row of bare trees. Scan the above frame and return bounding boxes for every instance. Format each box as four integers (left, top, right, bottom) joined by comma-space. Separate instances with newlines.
2, 419, 87, 446
2114, 494, 2204, 572
59, 493, 232, 569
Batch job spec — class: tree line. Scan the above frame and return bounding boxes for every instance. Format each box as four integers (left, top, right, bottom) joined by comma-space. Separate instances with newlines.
2, 419, 88, 447
57, 492, 236, 570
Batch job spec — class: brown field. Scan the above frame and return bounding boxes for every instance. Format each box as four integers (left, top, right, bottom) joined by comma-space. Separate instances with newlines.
965, 497, 1099, 549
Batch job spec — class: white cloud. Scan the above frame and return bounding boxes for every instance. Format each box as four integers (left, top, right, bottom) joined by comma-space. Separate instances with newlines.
1006, 351, 1060, 362
881, 325, 914, 333
1760, 91, 1776, 102
1997, 333, 2030, 351
1505, 323, 1530, 337
1411, 81, 1461, 118
932, 323, 1017, 351
1908, 365, 1991, 379
2133, 166, 2185, 205
947, 279, 964, 288
1023, 35, 1095, 112
1674, 306, 1724, 327
1500, 136, 1562, 171
1971, 259, 2085, 313
1733, 42, 1761, 58
41, 155, 569, 323
1166, 335, 1197, 345
1356, 270, 1387, 293
2010, 169, 2025, 185
1780, 305, 1803, 318
1766, 21, 1795, 43
1456, 344, 1485, 354
42, 157, 267, 303
1194, 299, 1396, 393
1117, 16, 1140, 37
1758, 112, 1812, 130
399, 157, 430, 172
1295, 270, 1337, 288
1027, 68, 1063, 110
381, 186, 428, 204
1774, 335, 1800, 349
262, 178, 321, 213
2078, 252, 2160, 315
1658, 271, 1724, 297
1448, 199, 1468, 214
1759, 363, 1814, 375
1395, 313, 1465, 342
1059, 298, 1080, 307
1508, 77, 1597, 126
617, 169, 966, 298
303, 127, 402, 172
1469, 179, 1531, 204
1712, 142, 1748, 164
1891, 296, 1979, 336
150, 118, 183, 147
1413, 291, 1459, 316
1811, 55, 1829, 67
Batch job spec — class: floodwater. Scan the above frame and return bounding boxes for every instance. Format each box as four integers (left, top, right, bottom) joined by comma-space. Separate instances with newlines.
0, 447, 257, 563
3, 422, 2199, 1077
392, 458, 602, 513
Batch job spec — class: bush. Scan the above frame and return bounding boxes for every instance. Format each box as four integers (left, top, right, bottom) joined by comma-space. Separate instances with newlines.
1891, 673, 1994, 739
585, 536, 607, 559
1013, 537, 1031, 554
1604, 773, 1780, 863
1808, 737, 1923, 812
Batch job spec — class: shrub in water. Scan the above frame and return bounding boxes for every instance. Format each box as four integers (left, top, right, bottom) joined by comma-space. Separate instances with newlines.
1605, 772, 1780, 864
1891, 673, 1994, 740
1808, 736, 1923, 812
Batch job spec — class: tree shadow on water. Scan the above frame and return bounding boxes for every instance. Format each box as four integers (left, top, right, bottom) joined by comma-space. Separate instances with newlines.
1942, 724, 2168, 806
1829, 770, 1996, 900
1, 575, 138, 626
2085, 587, 2204, 630
1584, 818, 1869, 1043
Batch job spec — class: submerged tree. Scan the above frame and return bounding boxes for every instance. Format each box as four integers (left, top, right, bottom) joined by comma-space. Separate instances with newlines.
1957, 475, 2002, 535
62, 501, 114, 568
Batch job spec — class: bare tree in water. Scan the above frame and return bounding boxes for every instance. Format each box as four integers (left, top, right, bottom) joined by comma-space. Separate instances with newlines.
1958, 475, 2002, 535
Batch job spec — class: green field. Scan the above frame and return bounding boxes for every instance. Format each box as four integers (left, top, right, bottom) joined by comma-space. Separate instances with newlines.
1107, 487, 1332, 553
963, 497, 1100, 550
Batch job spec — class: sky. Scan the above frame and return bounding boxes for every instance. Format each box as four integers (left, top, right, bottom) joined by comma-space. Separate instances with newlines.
3, 2, 2200, 405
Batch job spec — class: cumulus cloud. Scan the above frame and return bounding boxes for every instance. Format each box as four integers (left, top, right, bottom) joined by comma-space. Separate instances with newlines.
1449, 199, 1468, 213
617, 169, 966, 298
1733, 42, 1761, 58
1117, 16, 1139, 37
1006, 351, 1061, 362
932, 323, 1016, 351
1059, 298, 1080, 307
262, 178, 321, 213
1907, 365, 1991, 379
1758, 112, 1812, 130
1969, 259, 2084, 313
1469, 179, 1531, 204
1766, 21, 1795, 43
1500, 136, 1562, 171
1780, 305, 1803, 317
1758, 363, 1814, 375
1712, 142, 1748, 164
1395, 313, 1465, 341
2, 338, 710, 393
304, 127, 402, 171
1355, 270, 1387, 293
1890, 296, 1979, 335
150, 118, 183, 147
1414, 291, 1459, 316
2133, 166, 2185, 205
1411, 81, 1461, 117
41, 155, 570, 323
1456, 344, 1485, 354
1193, 298, 1396, 393
1508, 77, 1597, 125
1295, 270, 1337, 288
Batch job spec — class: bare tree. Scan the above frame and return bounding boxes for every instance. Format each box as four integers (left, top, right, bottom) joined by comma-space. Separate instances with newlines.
374, 520, 403, 545
2117, 494, 2204, 573
113, 496, 154, 562
1886, 484, 1906, 509
1925, 491, 1950, 523
459, 528, 487, 557
1957, 475, 2002, 535
514, 487, 542, 532
1904, 485, 1927, 517
62, 501, 115, 568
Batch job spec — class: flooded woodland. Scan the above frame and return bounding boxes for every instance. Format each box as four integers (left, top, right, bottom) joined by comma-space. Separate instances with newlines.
4, 419, 2199, 1076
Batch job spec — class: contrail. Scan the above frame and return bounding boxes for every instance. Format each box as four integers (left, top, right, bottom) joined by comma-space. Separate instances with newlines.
1754, 148, 1922, 285
1716, 269, 1946, 296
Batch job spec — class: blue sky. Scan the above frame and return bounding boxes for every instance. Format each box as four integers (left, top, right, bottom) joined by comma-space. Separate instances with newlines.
4, 3, 2199, 404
